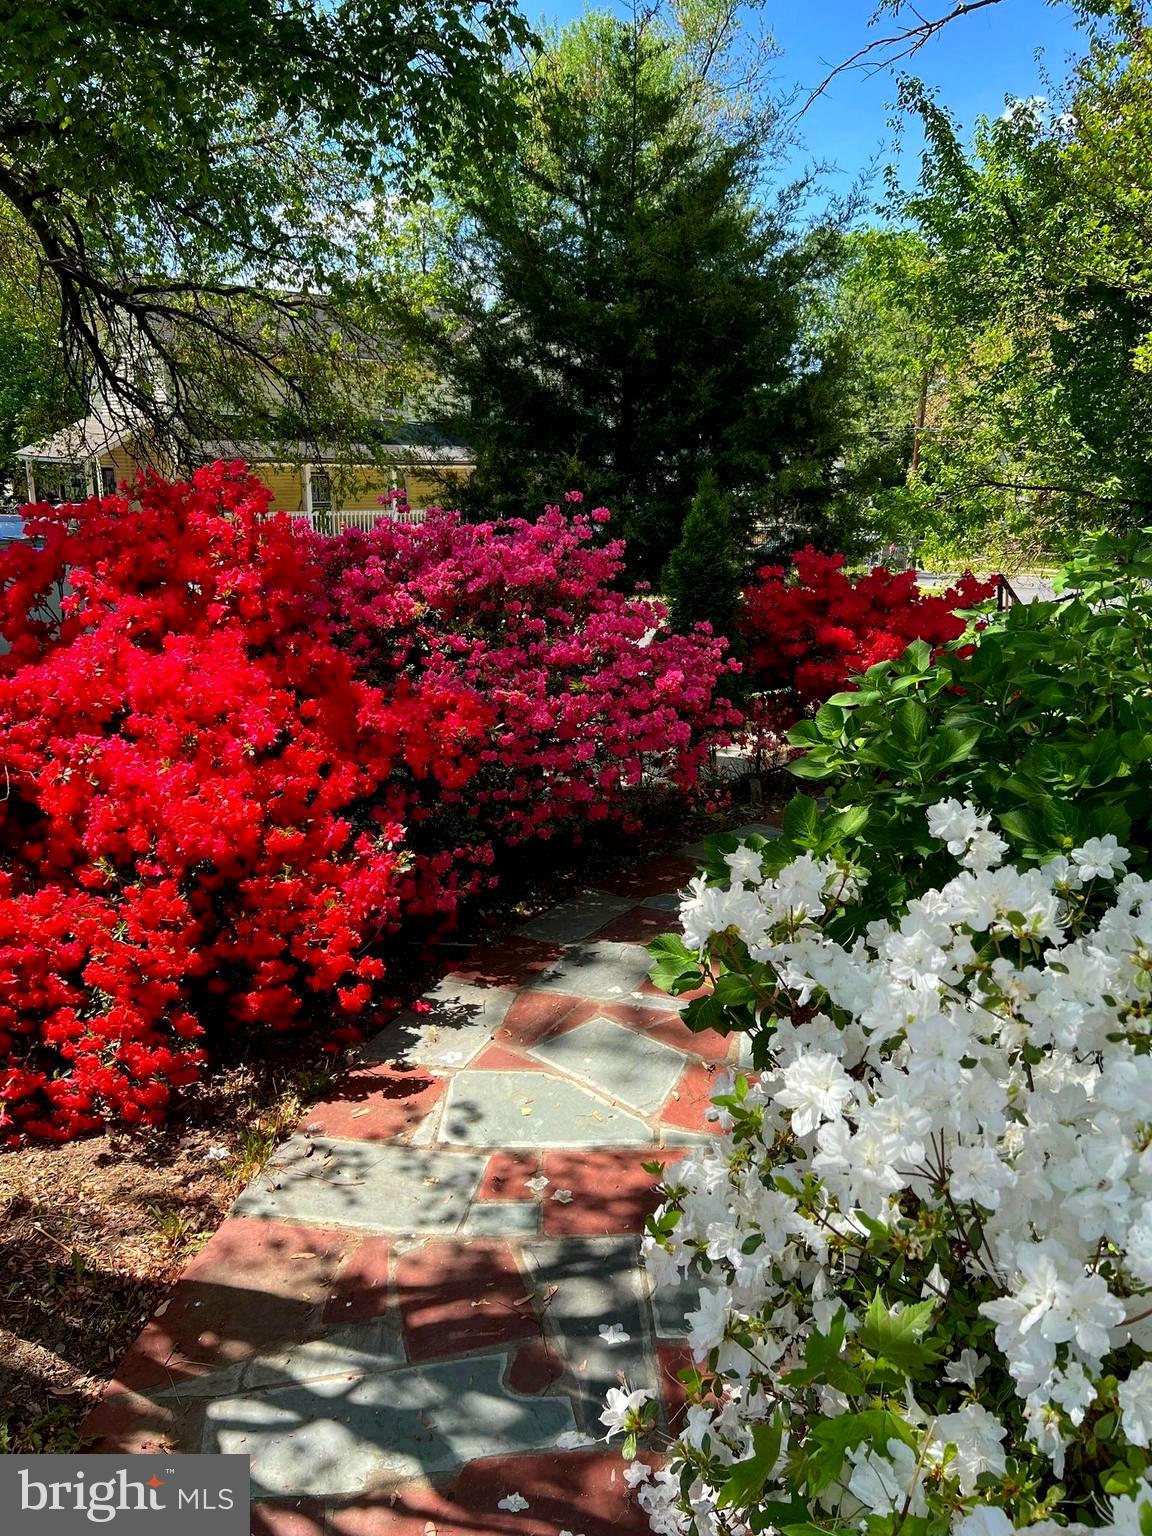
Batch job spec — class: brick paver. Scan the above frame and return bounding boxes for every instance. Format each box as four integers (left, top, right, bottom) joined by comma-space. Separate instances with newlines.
83, 828, 780, 1530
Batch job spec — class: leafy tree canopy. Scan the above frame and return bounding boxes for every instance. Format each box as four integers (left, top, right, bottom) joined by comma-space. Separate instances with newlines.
840, 1, 1152, 564
0, 0, 534, 462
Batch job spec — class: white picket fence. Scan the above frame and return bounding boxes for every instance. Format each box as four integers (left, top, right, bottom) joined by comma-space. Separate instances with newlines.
285, 507, 429, 533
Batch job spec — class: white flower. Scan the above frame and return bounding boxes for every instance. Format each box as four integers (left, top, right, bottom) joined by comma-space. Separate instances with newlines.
962, 826, 1009, 872
599, 1323, 630, 1344
725, 843, 763, 885
600, 1386, 652, 1437
927, 797, 984, 853
626, 832, 1152, 1531
524, 1175, 549, 1194
1072, 835, 1129, 882
1050, 1362, 1097, 1426
775, 1050, 854, 1136
497, 1492, 529, 1512
950, 1143, 1016, 1211
934, 1404, 1008, 1493
1118, 1362, 1152, 1447
551, 1188, 574, 1203
847, 1440, 927, 1516
945, 1348, 989, 1388
624, 1462, 652, 1488
685, 1285, 727, 1356
955, 1509, 1014, 1536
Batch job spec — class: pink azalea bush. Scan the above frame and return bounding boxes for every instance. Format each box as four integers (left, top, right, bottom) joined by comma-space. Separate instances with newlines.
308, 491, 743, 846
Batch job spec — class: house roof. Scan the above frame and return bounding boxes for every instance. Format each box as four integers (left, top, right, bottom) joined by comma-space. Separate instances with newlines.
17, 413, 140, 463
19, 417, 474, 470
197, 438, 474, 467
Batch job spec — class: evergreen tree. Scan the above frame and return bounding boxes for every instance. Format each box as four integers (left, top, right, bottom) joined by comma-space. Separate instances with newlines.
660, 472, 742, 640
422, 9, 857, 579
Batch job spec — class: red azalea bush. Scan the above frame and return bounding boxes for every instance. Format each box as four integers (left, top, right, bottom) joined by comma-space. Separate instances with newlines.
0, 464, 490, 1142
308, 492, 743, 845
741, 547, 995, 739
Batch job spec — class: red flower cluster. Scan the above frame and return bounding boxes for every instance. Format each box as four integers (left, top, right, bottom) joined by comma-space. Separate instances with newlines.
0, 465, 489, 1142
309, 491, 742, 846
741, 547, 994, 735
0, 471, 739, 1142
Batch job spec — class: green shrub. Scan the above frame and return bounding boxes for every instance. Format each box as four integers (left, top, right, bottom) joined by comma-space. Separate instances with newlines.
736, 527, 1152, 927
660, 472, 742, 640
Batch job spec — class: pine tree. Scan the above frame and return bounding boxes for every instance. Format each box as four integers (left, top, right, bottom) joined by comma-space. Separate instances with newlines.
419, 11, 857, 580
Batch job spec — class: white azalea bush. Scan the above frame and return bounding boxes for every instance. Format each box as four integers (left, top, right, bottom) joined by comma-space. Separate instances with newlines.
615, 803, 1152, 1536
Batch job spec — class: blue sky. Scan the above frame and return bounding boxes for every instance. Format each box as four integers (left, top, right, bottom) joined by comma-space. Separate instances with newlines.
535, 0, 1088, 201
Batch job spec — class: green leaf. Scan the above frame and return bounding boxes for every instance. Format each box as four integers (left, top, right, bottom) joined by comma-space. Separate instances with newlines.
789, 753, 837, 780
858, 1292, 940, 1374
717, 1415, 784, 1508
931, 726, 982, 767
783, 794, 822, 844
806, 1411, 918, 1494
648, 932, 703, 995
892, 699, 930, 749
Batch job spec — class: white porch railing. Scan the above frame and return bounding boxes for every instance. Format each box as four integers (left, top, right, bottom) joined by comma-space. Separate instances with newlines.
284, 507, 429, 533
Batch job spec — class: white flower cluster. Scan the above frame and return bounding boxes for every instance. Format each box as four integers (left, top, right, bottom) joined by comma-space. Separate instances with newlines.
624, 806, 1152, 1536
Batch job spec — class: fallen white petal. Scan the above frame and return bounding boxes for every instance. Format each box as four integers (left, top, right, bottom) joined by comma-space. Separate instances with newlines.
497, 1493, 529, 1513
555, 1430, 598, 1449
551, 1188, 574, 1203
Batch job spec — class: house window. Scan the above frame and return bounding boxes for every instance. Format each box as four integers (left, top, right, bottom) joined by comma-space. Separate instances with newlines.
38, 462, 89, 504
100, 466, 116, 497
310, 469, 332, 511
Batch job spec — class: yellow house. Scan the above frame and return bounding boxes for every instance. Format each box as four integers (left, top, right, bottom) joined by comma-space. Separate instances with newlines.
15, 413, 474, 529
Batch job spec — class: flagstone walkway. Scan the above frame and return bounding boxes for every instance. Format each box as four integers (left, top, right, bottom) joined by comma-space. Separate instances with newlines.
84, 821, 779, 1535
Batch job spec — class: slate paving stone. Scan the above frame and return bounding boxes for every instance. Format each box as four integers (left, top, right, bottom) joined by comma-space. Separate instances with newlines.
528, 1014, 685, 1115
731, 819, 783, 840
540, 1148, 688, 1237
459, 1202, 540, 1237
205, 1353, 577, 1496
527, 940, 654, 1001
451, 935, 565, 990
323, 1237, 391, 1324
518, 889, 633, 943
594, 854, 698, 900
592, 904, 681, 944
602, 1000, 733, 1063
302, 1064, 444, 1143
656, 1341, 693, 1434
329, 1451, 660, 1536
439, 1070, 653, 1148
251, 1500, 328, 1536
234, 1139, 488, 1233
156, 1320, 409, 1401
476, 1150, 540, 1199
661, 1060, 727, 1134
361, 980, 517, 1068
394, 1241, 541, 1363
521, 1237, 658, 1423
109, 1218, 349, 1394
